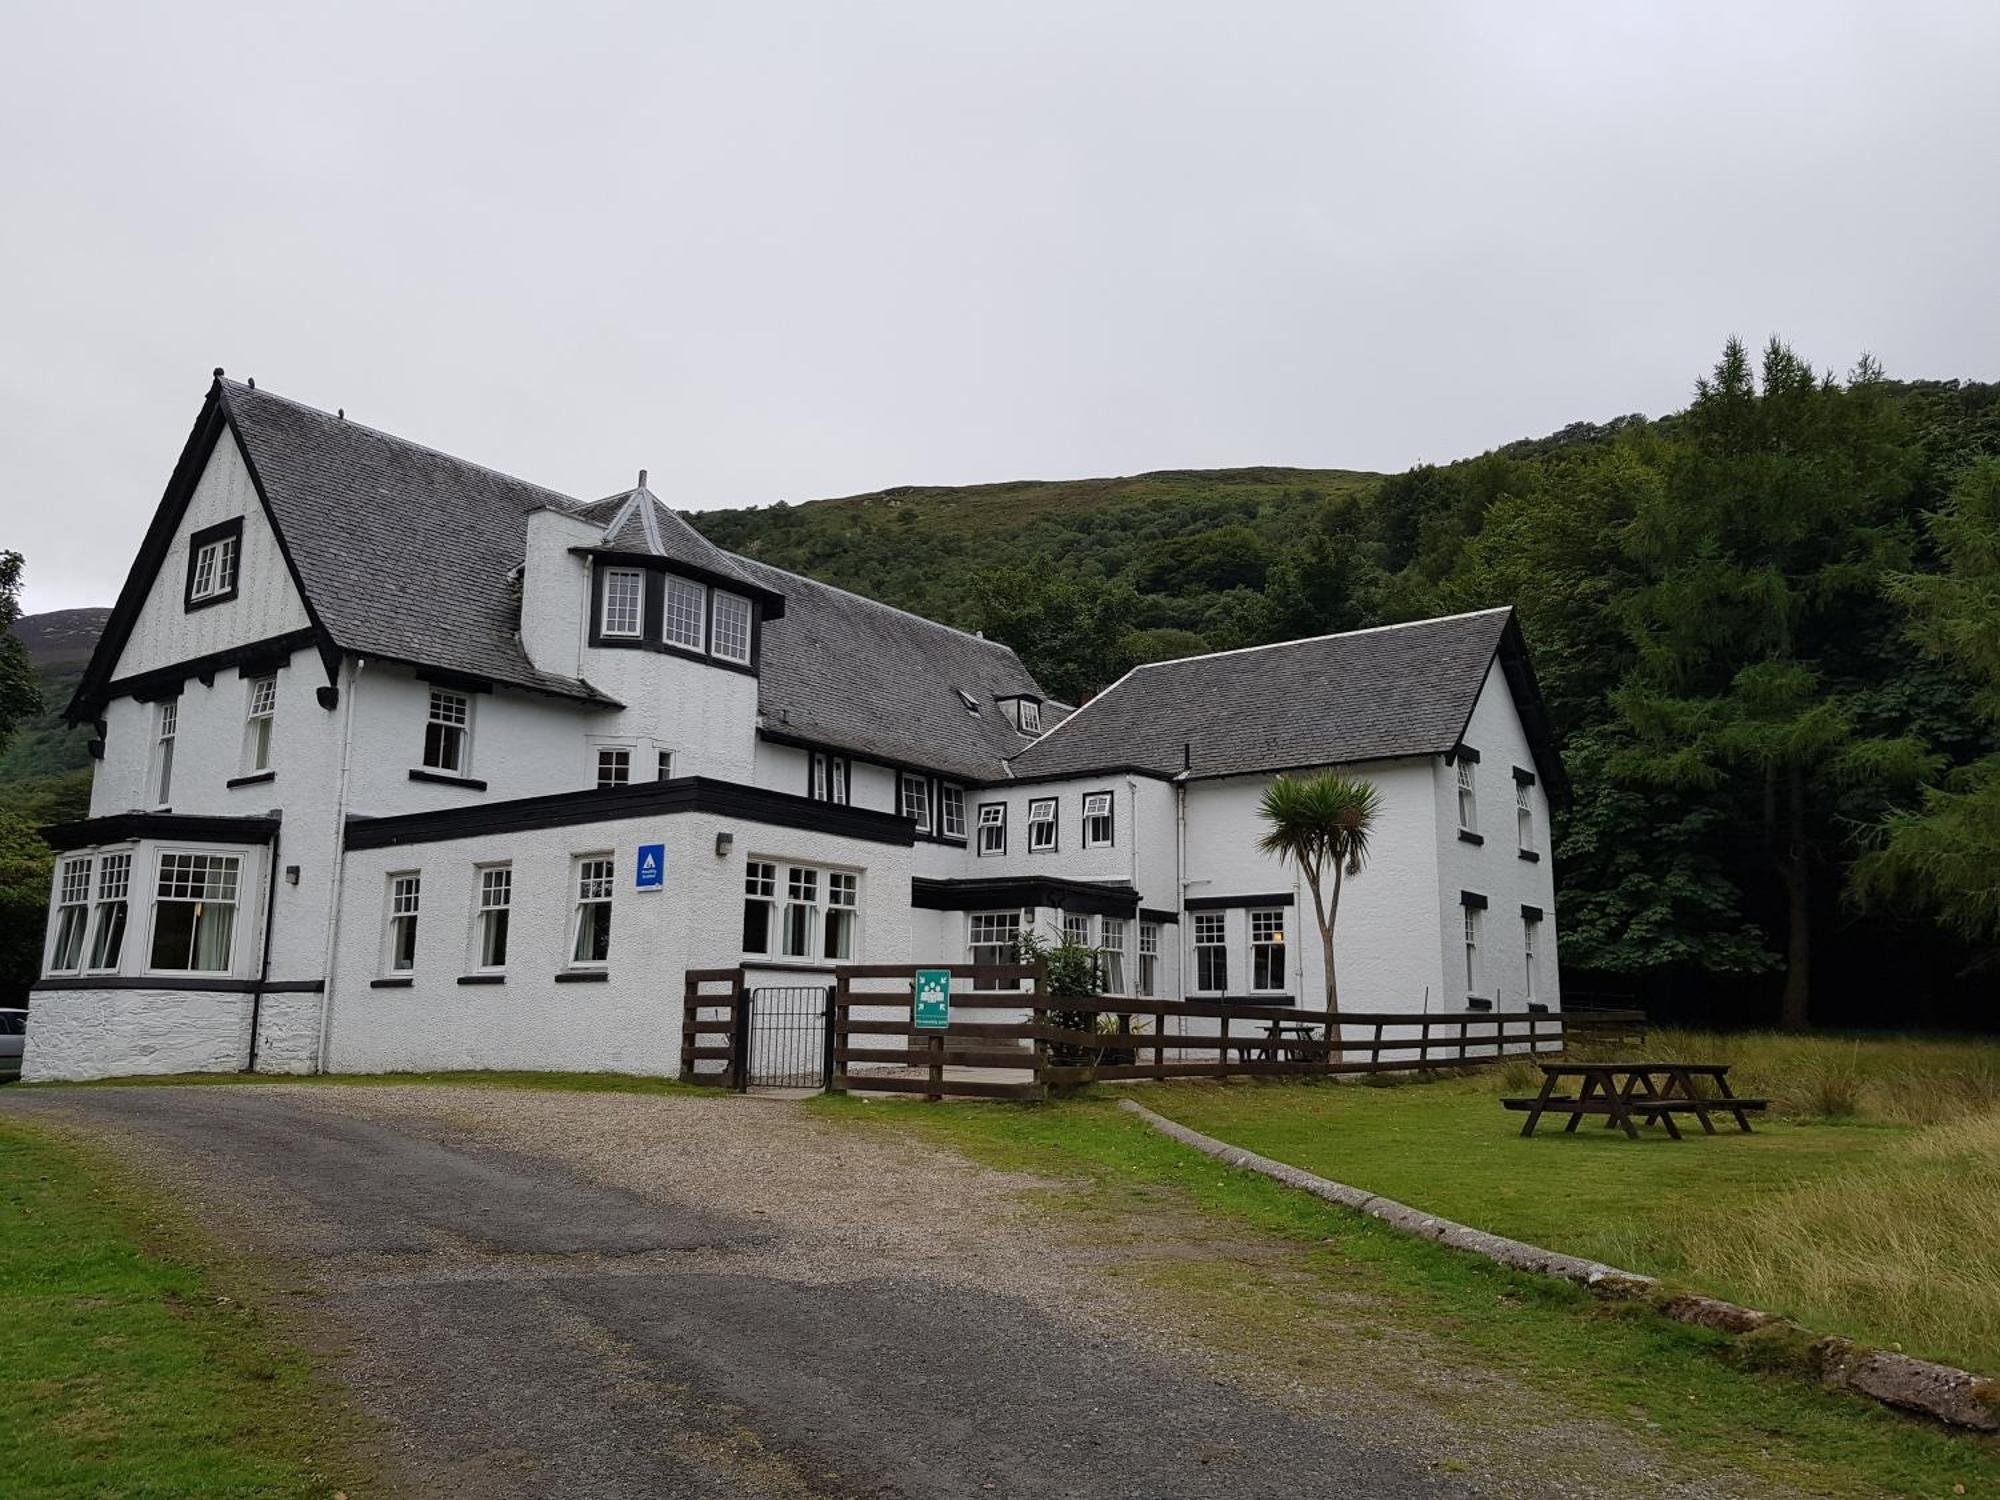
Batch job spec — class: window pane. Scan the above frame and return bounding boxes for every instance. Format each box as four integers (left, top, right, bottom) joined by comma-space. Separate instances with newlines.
712, 592, 752, 662
602, 569, 644, 636
665, 577, 706, 649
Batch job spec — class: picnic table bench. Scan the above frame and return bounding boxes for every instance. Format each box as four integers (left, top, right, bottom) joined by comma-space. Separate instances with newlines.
1503, 1062, 1767, 1139
1227, 1021, 1323, 1064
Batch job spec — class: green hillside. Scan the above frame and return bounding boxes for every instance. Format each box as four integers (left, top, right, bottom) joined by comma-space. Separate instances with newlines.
0, 607, 103, 785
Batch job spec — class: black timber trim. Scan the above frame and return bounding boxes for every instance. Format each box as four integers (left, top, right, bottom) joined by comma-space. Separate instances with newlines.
1457, 829, 1484, 845
911, 875, 1140, 919
555, 969, 610, 983
1137, 906, 1181, 926
457, 974, 507, 985
760, 725, 1014, 792
345, 775, 916, 852
101, 629, 320, 709
32, 975, 320, 994
409, 768, 489, 792
1513, 766, 1537, 785
225, 770, 276, 789
1212, 993, 1298, 1007
1444, 610, 1570, 807
1184, 891, 1294, 911
1518, 849, 1541, 863
1522, 903, 1544, 921
181, 516, 244, 611
42, 812, 281, 852
576, 547, 787, 617
370, 977, 414, 989
1460, 890, 1489, 909
1449, 744, 1481, 764
418, 668, 493, 695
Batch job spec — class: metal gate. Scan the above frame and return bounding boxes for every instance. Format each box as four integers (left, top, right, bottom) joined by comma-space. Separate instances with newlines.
746, 986, 833, 1090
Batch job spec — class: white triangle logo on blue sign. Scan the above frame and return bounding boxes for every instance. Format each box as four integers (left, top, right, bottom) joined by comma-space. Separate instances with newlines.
641, 853, 658, 875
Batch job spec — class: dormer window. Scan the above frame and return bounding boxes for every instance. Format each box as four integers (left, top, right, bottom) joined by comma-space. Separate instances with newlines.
665, 577, 706, 651
712, 591, 752, 664
1018, 699, 1042, 735
601, 568, 643, 638
184, 518, 243, 610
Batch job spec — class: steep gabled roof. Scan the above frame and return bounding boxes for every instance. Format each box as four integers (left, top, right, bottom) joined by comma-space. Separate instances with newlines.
1006, 607, 1567, 799
730, 556, 1050, 781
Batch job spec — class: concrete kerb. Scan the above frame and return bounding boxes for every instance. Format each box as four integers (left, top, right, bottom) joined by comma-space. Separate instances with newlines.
1117, 1097, 2000, 1435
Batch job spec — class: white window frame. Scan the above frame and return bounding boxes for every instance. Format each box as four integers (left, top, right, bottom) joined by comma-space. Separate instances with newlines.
1456, 756, 1478, 834
86, 850, 133, 974
1062, 911, 1092, 950
151, 699, 178, 807
939, 784, 966, 840
781, 866, 820, 959
1137, 922, 1160, 998
473, 864, 512, 973
711, 590, 752, 664
569, 854, 615, 968
1098, 916, 1128, 994
656, 749, 676, 780
664, 576, 707, 651
48, 855, 93, 973
968, 910, 1025, 989
899, 773, 931, 832
1193, 911, 1228, 994
976, 802, 1006, 857
1516, 777, 1535, 853
189, 531, 239, 602
596, 746, 632, 789
1524, 912, 1541, 1003
242, 674, 277, 774
1018, 699, 1042, 735
742, 860, 778, 956
1026, 797, 1057, 853
825, 870, 859, 961
1249, 908, 1287, 993
423, 689, 472, 774
1081, 791, 1114, 849
1463, 905, 1484, 998
147, 850, 243, 975
384, 872, 421, 975
811, 752, 848, 805
601, 567, 644, 638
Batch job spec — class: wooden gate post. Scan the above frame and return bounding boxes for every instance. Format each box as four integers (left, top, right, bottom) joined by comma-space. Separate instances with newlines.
730, 974, 752, 1093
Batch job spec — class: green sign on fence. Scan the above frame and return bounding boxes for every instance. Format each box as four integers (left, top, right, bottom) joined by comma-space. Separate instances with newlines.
913, 968, 952, 1030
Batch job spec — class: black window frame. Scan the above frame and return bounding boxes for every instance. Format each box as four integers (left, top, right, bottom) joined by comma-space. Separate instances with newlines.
1026, 796, 1059, 854
975, 801, 1007, 857
183, 517, 244, 612
1081, 788, 1115, 849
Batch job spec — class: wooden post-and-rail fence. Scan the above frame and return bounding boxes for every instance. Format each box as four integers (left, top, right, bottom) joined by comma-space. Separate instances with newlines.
681, 963, 1607, 1101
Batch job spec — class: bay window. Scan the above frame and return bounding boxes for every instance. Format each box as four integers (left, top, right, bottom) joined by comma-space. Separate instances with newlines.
664, 576, 706, 651
49, 856, 92, 972
1098, 916, 1128, 993
968, 910, 1023, 988
600, 567, 644, 638
1138, 922, 1160, 997
149, 852, 241, 973
742, 860, 859, 962
712, 591, 752, 663
87, 852, 131, 972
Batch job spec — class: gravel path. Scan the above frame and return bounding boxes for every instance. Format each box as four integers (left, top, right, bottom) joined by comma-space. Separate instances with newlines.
1, 1084, 1758, 1498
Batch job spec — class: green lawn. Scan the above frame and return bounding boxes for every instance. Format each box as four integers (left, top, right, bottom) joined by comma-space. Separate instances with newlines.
823, 1090, 2000, 1498
0, 1118, 361, 1498
1134, 1033, 2000, 1375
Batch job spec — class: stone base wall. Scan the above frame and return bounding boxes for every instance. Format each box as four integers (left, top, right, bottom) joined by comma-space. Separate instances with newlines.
22, 988, 322, 1082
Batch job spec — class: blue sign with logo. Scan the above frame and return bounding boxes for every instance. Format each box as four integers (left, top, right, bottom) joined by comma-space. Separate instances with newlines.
635, 843, 666, 890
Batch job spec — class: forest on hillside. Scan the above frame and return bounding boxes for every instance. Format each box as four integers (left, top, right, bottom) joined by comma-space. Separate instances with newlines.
695, 342, 2000, 1029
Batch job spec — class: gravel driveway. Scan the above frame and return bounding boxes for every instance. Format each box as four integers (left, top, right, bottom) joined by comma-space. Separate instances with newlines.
1, 1084, 1739, 1499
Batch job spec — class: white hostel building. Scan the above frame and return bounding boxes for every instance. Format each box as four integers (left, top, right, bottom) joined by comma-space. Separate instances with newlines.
26, 375, 1565, 1082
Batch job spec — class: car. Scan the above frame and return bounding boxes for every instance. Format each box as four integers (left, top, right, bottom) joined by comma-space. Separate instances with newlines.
0, 1009, 25, 1082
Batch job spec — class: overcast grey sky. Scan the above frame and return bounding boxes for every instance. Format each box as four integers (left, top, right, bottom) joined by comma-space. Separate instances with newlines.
4, 1, 1997, 614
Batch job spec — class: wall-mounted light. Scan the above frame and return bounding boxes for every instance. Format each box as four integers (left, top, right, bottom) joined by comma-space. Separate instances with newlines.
285, 865, 301, 885
714, 831, 734, 857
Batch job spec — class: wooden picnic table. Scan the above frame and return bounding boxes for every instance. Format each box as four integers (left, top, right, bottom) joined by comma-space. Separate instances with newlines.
1504, 1062, 1766, 1140
1231, 1020, 1322, 1064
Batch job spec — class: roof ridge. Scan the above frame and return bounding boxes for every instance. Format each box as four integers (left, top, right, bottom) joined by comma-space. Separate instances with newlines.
219, 379, 585, 510
1004, 662, 1145, 770
1121, 606, 1514, 674
728, 552, 1030, 662
638, 490, 668, 553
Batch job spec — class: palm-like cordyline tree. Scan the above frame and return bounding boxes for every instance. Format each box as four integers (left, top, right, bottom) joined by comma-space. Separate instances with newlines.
1256, 770, 1380, 1022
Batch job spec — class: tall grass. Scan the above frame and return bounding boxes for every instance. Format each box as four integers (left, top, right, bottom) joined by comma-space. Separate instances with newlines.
1562, 1028, 2000, 1125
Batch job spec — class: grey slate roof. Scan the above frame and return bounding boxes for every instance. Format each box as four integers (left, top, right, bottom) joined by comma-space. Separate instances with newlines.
219, 381, 617, 703
1006, 610, 1518, 781
579, 485, 769, 594
730, 557, 1051, 781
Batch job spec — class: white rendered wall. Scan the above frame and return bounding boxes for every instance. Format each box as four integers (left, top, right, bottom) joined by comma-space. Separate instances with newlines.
1181, 758, 1444, 1016
111, 432, 312, 680
326, 809, 913, 1076
1434, 659, 1561, 1013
